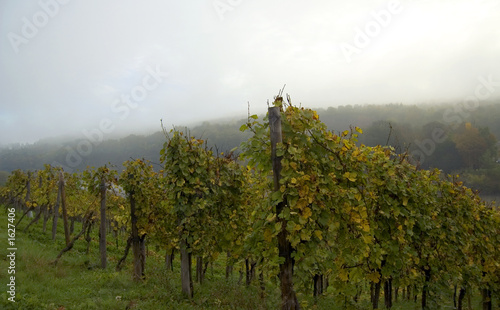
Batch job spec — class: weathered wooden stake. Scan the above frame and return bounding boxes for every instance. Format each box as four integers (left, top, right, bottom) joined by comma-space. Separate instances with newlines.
59, 172, 71, 246
51, 182, 60, 241
25, 171, 33, 218
180, 237, 193, 298
99, 176, 107, 269
196, 256, 204, 284
269, 103, 300, 310
129, 182, 145, 281
165, 248, 174, 271
225, 251, 233, 279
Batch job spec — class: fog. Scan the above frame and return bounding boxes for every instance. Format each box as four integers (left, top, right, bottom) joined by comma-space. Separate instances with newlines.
1, 0, 499, 145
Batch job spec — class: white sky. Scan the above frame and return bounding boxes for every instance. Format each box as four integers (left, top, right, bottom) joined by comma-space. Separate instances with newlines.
1, 0, 499, 144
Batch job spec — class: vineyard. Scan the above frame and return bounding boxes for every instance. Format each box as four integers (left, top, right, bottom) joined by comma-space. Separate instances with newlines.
1, 97, 499, 310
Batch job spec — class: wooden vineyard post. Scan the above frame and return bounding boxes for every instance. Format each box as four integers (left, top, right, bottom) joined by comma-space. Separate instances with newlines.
51, 179, 61, 241
269, 103, 300, 310
99, 175, 107, 269
25, 171, 33, 218
128, 174, 145, 282
59, 172, 71, 246
180, 237, 193, 298
165, 248, 174, 272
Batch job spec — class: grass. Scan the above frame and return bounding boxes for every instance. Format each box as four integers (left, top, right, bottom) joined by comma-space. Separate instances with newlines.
0, 207, 491, 309
0, 207, 282, 310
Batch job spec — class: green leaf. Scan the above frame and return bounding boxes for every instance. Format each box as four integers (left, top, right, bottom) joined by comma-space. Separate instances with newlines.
271, 191, 283, 203
402, 197, 408, 207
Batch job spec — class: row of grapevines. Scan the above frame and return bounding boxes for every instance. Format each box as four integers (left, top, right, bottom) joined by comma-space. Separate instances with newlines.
240, 97, 499, 309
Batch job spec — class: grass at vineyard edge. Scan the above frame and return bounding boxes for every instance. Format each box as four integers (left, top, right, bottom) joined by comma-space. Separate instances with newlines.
0, 206, 486, 310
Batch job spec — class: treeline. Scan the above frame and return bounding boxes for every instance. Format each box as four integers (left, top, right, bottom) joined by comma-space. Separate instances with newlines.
330, 104, 499, 172
1, 101, 499, 193
0, 122, 252, 175
1, 99, 498, 309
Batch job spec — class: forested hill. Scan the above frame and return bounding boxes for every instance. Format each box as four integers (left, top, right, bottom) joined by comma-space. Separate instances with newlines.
0, 121, 253, 174
1, 101, 500, 192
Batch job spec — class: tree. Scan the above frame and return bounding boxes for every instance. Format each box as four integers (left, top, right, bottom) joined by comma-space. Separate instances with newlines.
453, 123, 489, 169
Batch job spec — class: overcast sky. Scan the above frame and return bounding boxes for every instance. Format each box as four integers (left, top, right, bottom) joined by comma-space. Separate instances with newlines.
1, 0, 499, 145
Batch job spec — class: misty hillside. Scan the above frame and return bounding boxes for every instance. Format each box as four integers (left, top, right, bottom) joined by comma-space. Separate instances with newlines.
0, 120, 252, 173
1, 101, 499, 194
